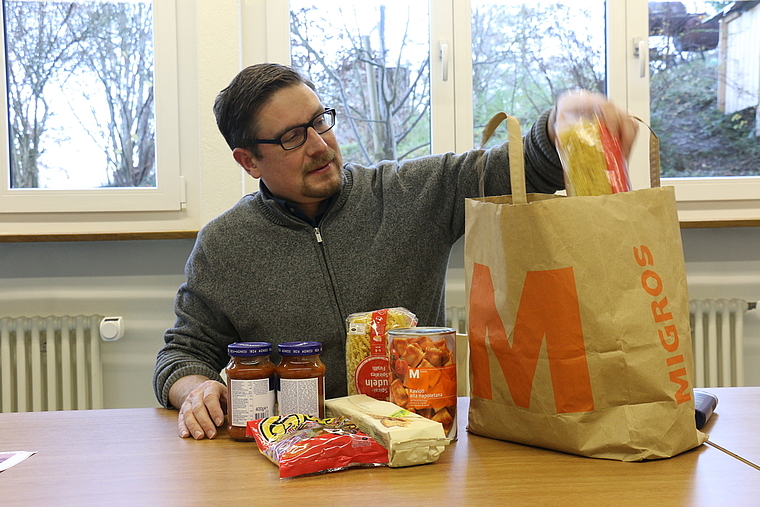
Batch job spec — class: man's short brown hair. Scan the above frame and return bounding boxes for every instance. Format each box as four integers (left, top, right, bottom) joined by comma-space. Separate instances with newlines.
213, 63, 316, 158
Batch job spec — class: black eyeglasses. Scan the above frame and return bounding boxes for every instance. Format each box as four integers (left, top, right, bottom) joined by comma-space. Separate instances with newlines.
253, 108, 336, 151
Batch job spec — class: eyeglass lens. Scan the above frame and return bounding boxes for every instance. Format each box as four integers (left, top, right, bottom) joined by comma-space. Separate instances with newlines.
280, 110, 335, 150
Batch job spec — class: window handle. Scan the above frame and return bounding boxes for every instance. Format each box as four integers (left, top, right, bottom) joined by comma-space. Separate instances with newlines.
633, 37, 647, 78
439, 41, 449, 82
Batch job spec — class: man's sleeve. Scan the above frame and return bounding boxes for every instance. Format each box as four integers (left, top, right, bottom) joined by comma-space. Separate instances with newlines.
523, 109, 565, 193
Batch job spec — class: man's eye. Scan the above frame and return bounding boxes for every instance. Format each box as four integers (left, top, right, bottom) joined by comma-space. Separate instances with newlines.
313, 117, 327, 129
281, 129, 302, 144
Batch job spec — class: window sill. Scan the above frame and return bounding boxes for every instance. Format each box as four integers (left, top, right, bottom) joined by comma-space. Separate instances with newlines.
680, 219, 760, 229
0, 231, 198, 243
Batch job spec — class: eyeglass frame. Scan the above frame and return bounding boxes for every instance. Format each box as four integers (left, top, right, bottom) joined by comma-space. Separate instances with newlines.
252, 108, 337, 151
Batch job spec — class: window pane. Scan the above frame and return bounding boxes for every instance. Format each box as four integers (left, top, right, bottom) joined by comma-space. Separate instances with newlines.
649, 1, 760, 178
290, 1, 431, 165
4, 0, 155, 189
470, 1, 607, 144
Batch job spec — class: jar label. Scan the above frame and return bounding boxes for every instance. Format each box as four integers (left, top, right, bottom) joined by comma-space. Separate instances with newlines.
278, 377, 322, 417
229, 378, 275, 426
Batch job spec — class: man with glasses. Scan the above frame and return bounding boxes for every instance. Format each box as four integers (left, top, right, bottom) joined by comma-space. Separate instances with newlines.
154, 63, 637, 440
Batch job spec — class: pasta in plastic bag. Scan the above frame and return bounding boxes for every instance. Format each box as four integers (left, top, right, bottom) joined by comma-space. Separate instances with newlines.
556, 109, 631, 196
345, 308, 417, 400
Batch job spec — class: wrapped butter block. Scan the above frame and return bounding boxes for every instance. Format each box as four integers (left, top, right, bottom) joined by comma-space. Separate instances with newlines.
325, 394, 451, 467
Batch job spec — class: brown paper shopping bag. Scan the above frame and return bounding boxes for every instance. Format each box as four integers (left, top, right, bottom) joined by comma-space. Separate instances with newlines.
465, 114, 707, 461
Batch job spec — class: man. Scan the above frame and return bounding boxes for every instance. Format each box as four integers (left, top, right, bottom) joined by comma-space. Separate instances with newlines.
154, 63, 637, 440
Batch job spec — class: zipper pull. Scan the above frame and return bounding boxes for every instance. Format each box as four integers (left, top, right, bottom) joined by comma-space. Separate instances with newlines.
314, 227, 323, 243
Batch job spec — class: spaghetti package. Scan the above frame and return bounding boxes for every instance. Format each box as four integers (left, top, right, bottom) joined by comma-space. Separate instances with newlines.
345, 308, 417, 400
246, 414, 388, 479
555, 109, 631, 196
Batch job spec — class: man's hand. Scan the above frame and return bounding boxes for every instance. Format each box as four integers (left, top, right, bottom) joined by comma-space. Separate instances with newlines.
169, 375, 228, 439
549, 90, 639, 159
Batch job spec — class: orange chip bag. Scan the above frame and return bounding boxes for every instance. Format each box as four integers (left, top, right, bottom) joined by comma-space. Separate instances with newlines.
247, 414, 388, 479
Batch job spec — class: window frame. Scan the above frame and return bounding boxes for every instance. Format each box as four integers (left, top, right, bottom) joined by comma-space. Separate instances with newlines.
0, 0, 183, 214
622, 0, 760, 225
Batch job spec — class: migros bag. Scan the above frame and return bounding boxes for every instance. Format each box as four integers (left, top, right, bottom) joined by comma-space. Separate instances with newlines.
464, 113, 706, 461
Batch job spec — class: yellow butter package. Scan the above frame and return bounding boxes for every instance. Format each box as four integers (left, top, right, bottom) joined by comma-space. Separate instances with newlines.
325, 394, 450, 468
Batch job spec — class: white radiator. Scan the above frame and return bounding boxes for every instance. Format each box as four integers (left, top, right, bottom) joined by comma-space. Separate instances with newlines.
446, 298, 755, 392
0, 315, 104, 413
690, 299, 754, 388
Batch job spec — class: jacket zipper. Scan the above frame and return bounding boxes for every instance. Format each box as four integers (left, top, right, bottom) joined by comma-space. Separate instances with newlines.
314, 226, 345, 326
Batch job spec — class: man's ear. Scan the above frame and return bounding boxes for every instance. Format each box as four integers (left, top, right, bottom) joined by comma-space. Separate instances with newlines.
232, 147, 261, 179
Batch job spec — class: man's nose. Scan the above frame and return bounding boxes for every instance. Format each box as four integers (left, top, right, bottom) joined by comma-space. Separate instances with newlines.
303, 126, 329, 155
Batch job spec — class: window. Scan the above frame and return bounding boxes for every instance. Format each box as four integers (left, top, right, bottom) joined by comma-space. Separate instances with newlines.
290, 0, 432, 166
0, 0, 182, 214
470, 1, 607, 145
275, 0, 760, 224
642, 0, 760, 222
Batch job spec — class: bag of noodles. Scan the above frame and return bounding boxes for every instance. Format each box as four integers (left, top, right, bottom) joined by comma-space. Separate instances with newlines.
555, 107, 631, 196
345, 308, 417, 401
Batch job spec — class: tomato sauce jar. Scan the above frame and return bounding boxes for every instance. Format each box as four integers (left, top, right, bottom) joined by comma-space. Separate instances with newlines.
225, 342, 276, 441
276, 341, 326, 418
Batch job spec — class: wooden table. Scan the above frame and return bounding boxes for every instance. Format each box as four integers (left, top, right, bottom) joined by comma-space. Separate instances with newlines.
1, 388, 758, 506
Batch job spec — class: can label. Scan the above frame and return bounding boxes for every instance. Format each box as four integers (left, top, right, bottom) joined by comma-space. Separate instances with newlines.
388, 328, 458, 439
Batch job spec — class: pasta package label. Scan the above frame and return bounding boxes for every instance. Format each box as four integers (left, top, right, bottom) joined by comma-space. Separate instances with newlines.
556, 113, 631, 197
346, 308, 417, 400
388, 327, 458, 440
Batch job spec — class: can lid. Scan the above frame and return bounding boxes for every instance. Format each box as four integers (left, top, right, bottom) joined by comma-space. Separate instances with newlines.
387, 326, 456, 336
227, 341, 272, 356
278, 341, 322, 355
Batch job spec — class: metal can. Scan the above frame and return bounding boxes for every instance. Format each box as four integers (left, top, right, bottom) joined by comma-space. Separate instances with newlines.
275, 341, 326, 418
387, 327, 457, 439
225, 342, 276, 441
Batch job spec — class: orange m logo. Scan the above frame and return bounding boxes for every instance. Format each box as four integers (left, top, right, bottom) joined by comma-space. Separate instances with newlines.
469, 263, 594, 413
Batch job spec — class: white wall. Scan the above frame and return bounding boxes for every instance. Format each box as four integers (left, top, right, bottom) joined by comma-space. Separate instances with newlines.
0, 240, 194, 408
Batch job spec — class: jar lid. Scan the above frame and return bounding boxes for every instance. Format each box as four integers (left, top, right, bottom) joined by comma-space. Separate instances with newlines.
228, 342, 272, 356
278, 341, 322, 355
387, 326, 456, 336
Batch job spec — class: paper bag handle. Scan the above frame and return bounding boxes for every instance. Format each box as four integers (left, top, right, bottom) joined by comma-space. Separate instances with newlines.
476, 112, 661, 200
632, 117, 661, 189
477, 112, 527, 203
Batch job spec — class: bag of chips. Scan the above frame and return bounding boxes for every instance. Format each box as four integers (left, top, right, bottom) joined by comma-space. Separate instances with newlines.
247, 414, 388, 479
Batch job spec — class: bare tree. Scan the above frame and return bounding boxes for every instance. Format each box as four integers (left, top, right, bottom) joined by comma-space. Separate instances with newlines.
291, 5, 430, 164
70, 3, 155, 187
5, 2, 85, 188
471, 3, 604, 140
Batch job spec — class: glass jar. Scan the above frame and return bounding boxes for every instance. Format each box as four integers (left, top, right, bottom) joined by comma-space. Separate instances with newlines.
225, 342, 276, 441
275, 341, 326, 418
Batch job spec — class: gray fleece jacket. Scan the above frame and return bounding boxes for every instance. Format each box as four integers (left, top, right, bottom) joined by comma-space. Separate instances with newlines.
153, 111, 563, 407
